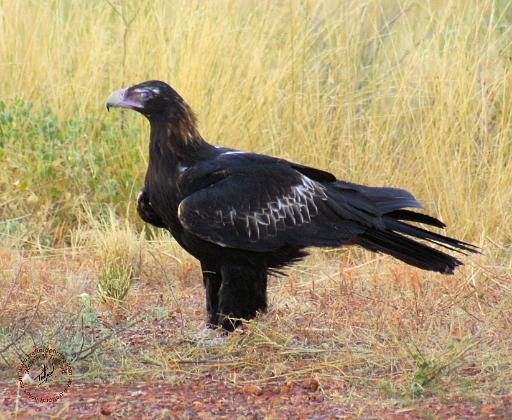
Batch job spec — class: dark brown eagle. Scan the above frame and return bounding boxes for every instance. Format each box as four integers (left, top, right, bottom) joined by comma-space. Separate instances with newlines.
106, 80, 478, 331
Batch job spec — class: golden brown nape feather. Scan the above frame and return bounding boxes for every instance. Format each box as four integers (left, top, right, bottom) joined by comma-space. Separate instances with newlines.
164, 97, 202, 145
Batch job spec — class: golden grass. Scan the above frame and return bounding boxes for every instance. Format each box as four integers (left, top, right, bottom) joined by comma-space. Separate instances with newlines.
0, 0, 511, 252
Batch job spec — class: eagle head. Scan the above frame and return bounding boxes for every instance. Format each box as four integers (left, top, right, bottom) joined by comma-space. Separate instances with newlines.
106, 80, 182, 119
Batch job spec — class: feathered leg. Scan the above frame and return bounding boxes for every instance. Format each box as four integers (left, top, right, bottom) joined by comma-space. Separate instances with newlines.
218, 263, 268, 331
200, 262, 222, 327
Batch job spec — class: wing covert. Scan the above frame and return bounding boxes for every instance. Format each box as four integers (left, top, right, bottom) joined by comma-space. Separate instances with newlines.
178, 168, 330, 251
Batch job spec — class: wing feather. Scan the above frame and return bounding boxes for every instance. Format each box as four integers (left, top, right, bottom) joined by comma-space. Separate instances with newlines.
178, 167, 332, 250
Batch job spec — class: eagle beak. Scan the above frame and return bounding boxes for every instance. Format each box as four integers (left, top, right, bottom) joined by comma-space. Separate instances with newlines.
106, 88, 126, 111
106, 88, 144, 111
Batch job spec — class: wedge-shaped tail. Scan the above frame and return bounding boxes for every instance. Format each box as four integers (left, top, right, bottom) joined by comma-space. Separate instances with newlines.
356, 209, 479, 274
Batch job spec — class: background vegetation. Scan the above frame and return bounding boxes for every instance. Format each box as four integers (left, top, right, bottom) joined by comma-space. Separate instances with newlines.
1, 0, 511, 254
0, 0, 511, 417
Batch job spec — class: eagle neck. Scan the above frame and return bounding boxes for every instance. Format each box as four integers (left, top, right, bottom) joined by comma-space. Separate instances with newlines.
148, 120, 213, 167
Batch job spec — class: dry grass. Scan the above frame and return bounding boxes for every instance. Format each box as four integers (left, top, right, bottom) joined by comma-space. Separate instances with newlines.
82, 209, 143, 304
0, 0, 511, 250
1, 0, 512, 416
0, 241, 510, 415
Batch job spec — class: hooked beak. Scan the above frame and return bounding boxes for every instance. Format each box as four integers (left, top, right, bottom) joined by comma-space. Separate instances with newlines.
106, 88, 144, 111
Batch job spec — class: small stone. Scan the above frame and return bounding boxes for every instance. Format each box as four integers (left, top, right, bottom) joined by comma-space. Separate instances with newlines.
100, 406, 113, 416
300, 378, 319, 392
242, 384, 263, 396
129, 390, 144, 397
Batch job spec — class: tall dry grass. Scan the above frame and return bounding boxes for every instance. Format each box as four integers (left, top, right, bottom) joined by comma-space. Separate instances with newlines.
0, 0, 511, 260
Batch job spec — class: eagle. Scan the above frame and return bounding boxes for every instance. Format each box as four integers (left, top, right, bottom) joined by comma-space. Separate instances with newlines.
106, 80, 478, 331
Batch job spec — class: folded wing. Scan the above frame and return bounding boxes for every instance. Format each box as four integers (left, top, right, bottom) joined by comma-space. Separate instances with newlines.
178, 162, 367, 251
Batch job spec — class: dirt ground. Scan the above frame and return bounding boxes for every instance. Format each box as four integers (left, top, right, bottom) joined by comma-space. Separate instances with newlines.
1, 378, 511, 419
1, 246, 511, 419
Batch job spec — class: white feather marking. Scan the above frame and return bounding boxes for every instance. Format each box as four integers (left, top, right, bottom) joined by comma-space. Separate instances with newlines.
229, 209, 236, 225
241, 175, 327, 240
223, 151, 245, 155
195, 175, 328, 245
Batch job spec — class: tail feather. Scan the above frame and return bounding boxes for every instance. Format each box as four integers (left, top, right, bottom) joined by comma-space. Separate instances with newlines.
328, 182, 479, 274
356, 210, 479, 274
334, 182, 422, 213
357, 229, 465, 274
386, 209, 446, 228
384, 218, 478, 254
